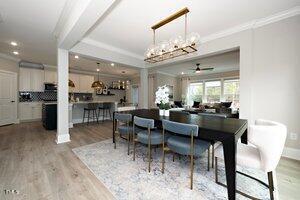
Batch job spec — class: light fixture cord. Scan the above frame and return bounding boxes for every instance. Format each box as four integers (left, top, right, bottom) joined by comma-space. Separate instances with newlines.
184, 13, 187, 41
153, 30, 156, 45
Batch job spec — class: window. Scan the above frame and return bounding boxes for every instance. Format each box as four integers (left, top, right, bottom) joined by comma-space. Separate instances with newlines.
188, 82, 203, 105
205, 81, 221, 103
224, 79, 239, 105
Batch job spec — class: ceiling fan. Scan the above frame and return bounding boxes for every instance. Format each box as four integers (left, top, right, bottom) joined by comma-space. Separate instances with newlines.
189, 63, 214, 74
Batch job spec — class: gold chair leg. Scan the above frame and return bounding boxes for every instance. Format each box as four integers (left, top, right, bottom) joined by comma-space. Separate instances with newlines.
190, 154, 194, 190
148, 143, 151, 173
207, 147, 210, 171
172, 153, 175, 162
212, 143, 214, 168
162, 144, 165, 174
127, 133, 130, 155
215, 157, 218, 183
133, 139, 136, 161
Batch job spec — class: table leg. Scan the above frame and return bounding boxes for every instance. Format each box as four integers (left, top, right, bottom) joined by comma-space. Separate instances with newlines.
222, 138, 237, 200
241, 129, 247, 144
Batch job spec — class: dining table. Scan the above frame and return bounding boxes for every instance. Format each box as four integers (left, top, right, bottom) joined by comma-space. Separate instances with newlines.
112, 109, 248, 200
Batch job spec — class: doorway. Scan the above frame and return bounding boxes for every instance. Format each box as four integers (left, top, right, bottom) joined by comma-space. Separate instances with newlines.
0, 70, 17, 126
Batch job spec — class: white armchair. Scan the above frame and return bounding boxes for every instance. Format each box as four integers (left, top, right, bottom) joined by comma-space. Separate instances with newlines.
214, 119, 287, 200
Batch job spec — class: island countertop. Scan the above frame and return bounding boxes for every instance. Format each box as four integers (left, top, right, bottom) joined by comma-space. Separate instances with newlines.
43, 101, 118, 105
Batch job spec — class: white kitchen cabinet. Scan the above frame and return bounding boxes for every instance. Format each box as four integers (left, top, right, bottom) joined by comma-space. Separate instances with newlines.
69, 73, 80, 93
19, 68, 44, 92
44, 70, 57, 83
19, 68, 31, 91
19, 102, 42, 121
80, 75, 94, 93
31, 69, 44, 91
69, 74, 94, 93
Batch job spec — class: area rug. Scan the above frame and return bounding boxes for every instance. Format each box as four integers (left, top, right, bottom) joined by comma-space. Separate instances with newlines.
72, 139, 270, 200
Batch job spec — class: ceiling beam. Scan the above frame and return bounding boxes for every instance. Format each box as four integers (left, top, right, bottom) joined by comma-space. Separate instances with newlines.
54, 0, 119, 49
70, 40, 145, 69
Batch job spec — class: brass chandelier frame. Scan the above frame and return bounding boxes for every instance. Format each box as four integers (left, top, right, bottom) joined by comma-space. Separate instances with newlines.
144, 7, 197, 63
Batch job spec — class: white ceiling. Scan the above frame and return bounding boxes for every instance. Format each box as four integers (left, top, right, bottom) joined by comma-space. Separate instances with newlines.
0, 0, 298, 67
0, 0, 67, 65
153, 50, 239, 77
69, 54, 139, 77
87, 0, 299, 57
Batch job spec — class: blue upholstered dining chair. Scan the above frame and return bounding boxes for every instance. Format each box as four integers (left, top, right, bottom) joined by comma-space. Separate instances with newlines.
133, 116, 167, 173
114, 113, 132, 155
162, 119, 211, 190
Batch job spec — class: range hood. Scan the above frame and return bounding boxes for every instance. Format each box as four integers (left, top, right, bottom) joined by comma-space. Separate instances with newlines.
19, 60, 44, 70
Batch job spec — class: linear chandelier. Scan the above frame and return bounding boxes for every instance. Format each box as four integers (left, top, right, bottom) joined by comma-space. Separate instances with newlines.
144, 8, 200, 63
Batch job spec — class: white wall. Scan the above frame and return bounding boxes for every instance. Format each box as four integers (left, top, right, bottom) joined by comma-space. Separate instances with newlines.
0, 56, 19, 73
251, 16, 300, 149
164, 15, 300, 150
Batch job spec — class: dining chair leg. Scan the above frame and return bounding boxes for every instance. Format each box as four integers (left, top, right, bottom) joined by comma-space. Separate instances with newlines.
207, 147, 210, 171
148, 142, 151, 173
172, 153, 175, 162
82, 110, 85, 123
87, 110, 90, 125
215, 157, 218, 183
133, 139, 136, 161
211, 143, 215, 168
127, 131, 130, 155
190, 154, 194, 190
268, 171, 275, 200
162, 143, 165, 174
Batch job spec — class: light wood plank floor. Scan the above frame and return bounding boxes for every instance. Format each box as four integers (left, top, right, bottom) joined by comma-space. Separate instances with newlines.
0, 122, 299, 200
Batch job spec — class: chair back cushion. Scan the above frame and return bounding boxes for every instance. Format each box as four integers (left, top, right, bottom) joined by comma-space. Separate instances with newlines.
115, 113, 132, 123
249, 119, 287, 172
134, 116, 154, 129
162, 119, 198, 136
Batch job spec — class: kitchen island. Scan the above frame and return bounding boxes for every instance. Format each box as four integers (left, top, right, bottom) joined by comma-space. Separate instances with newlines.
42, 101, 118, 130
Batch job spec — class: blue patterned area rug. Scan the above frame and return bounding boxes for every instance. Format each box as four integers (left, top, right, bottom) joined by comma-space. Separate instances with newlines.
72, 139, 270, 200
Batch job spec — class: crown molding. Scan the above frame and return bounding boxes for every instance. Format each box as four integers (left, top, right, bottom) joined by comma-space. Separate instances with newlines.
156, 70, 177, 78
81, 38, 144, 60
79, 6, 299, 66
0, 53, 21, 62
201, 6, 300, 43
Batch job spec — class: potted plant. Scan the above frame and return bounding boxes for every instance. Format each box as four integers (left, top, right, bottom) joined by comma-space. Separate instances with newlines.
155, 85, 171, 116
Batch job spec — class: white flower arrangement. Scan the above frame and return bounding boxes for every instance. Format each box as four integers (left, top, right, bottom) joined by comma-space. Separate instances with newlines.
155, 85, 170, 110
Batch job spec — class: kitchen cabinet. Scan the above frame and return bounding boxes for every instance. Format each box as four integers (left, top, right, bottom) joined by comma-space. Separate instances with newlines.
44, 70, 57, 83
69, 73, 94, 93
69, 73, 80, 93
19, 102, 42, 121
79, 75, 94, 93
19, 68, 44, 92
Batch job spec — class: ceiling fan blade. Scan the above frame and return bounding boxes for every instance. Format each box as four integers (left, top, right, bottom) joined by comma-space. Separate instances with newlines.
201, 67, 214, 71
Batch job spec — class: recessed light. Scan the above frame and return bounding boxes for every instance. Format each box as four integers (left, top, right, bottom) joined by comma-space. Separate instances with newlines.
96, 68, 100, 72
111, 63, 114, 66
10, 41, 18, 46
13, 51, 19, 55
181, 72, 184, 75
74, 55, 79, 59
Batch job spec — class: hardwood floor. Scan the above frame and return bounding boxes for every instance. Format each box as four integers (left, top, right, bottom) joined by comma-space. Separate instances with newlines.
0, 121, 299, 200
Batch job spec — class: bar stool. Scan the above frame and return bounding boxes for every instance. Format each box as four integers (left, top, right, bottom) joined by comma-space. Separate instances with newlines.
83, 103, 98, 124
98, 103, 112, 122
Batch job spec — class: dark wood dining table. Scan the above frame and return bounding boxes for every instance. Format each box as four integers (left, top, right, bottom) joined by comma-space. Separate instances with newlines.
112, 109, 248, 200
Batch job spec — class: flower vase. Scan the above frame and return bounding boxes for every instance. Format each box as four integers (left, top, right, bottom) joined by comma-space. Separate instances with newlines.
164, 109, 170, 116
159, 109, 164, 116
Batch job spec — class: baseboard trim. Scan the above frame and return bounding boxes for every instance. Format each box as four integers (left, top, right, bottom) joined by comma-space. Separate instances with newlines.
282, 147, 300, 161
56, 134, 70, 144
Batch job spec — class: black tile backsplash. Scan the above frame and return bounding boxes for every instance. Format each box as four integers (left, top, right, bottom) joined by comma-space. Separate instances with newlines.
19, 91, 93, 102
